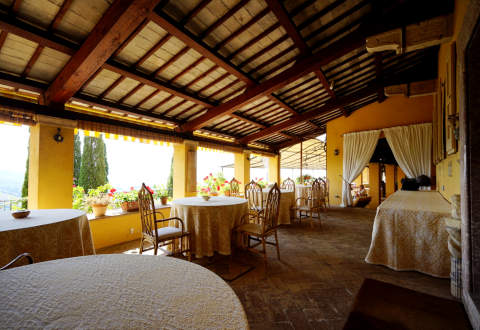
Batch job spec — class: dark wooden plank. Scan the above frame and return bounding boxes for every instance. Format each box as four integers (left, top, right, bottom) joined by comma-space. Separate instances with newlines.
118, 82, 144, 104
135, 34, 172, 67
135, 89, 161, 108
149, 12, 255, 85
227, 23, 280, 60
10, 0, 22, 13
45, 0, 161, 105
375, 53, 386, 102
265, 0, 308, 54
49, 0, 73, 31
180, 0, 212, 25
99, 76, 126, 99
169, 56, 206, 83
199, 0, 250, 38
153, 46, 189, 77
238, 85, 378, 144
21, 45, 44, 78
0, 31, 8, 52
113, 19, 150, 58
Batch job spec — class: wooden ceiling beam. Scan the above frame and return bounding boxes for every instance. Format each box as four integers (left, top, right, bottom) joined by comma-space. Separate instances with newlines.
21, 45, 44, 78
375, 53, 386, 103
265, 0, 308, 54
149, 12, 255, 86
180, 0, 212, 25
45, 0, 161, 106
314, 69, 347, 116
238, 85, 378, 144
178, 31, 365, 133
49, 0, 73, 31
199, 0, 249, 38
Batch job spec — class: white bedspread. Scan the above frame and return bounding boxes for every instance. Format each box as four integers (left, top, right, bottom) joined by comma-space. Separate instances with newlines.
365, 190, 451, 278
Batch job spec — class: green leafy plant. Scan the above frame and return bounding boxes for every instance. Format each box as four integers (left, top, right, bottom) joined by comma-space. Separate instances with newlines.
115, 187, 139, 203
253, 177, 267, 188
153, 184, 168, 198
199, 172, 227, 194
85, 184, 114, 206
72, 186, 86, 210
295, 175, 313, 184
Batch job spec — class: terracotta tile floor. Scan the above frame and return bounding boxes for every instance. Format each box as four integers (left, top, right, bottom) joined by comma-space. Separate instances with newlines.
97, 207, 451, 329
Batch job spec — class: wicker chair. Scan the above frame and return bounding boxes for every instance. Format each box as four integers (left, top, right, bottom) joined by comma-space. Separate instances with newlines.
292, 179, 323, 224
317, 178, 328, 209
230, 177, 242, 197
324, 177, 330, 208
281, 177, 296, 193
0, 253, 33, 271
235, 183, 281, 268
244, 180, 264, 222
138, 183, 191, 260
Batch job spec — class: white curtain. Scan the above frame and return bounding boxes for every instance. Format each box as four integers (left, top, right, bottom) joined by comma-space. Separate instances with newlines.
342, 130, 380, 207
384, 123, 432, 178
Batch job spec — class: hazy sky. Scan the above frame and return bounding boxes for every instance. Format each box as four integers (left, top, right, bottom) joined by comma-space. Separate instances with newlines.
0, 124, 29, 175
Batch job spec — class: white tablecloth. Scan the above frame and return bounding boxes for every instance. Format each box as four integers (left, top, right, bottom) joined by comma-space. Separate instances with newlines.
0, 254, 248, 329
365, 191, 451, 277
171, 197, 248, 258
0, 209, 94, 266
262, 190, 295, 225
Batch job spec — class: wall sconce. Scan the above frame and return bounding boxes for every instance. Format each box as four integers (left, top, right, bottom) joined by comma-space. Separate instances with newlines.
334, 149, 339, 156
53, 128, 64, 143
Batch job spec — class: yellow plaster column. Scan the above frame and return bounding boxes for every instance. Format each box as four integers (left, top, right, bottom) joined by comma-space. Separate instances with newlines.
173, 140, 197, 199
28, 124, 74, 209
367, 163, 380, 209
268, 154, 280, 185
385, 164, 396, 197
234, 151, 250, 192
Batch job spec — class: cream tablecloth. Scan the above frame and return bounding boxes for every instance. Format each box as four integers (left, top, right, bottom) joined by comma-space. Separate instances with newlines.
365, 191, 451, 278
262, 190, 295, 224
171, 196, 248, 258
0, 254, 248, 329
0, 209, 94, 266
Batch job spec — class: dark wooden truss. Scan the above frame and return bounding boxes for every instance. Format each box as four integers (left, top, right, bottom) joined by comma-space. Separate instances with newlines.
0, 0, 452, 152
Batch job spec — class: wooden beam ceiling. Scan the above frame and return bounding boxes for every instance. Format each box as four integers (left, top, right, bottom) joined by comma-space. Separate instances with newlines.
45, 0, 161, 106
178, 31, 365, 132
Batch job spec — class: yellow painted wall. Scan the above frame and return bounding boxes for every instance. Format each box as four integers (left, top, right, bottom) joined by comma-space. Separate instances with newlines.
385, 164, 395, 197
90, 207, 171, 250
326, 95, 433, 206
268, 155, 280, 184
28, 124, 74, 209
367, 163, 380, 209
173, 142, 197, 199
234, 151, 250, 192
435, 0, 468, 201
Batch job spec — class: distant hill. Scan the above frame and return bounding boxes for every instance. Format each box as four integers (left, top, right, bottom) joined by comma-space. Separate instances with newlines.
0, 170, 24, 198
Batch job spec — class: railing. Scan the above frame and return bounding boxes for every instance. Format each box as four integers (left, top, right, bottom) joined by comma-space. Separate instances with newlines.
0, 197, 28, 211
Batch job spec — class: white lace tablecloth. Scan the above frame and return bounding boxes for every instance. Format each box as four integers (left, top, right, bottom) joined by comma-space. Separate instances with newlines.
171, 197, 248, 258
0, 254, 248, 329
365, 191, 451, 278
262, 190, 295, 224
0, 209, 94, 266
295, 185, 312, 206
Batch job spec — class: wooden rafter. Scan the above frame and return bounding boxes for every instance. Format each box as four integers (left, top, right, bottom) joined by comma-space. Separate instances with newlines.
45, 0, 161, 106
375, 53, 386, 102
265, 0, 308, 54
21, 45, 44, 78
179, 31, 365, 132
239, 85, 378, 144
49, 0, 73, 31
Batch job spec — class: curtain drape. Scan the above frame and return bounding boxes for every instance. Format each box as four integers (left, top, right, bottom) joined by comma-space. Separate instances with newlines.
384, 123, 432, 178
342, 130, 380, 207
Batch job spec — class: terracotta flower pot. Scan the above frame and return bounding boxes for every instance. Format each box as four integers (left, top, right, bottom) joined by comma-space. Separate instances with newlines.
160, 196, 168, 205
210, 192, 218, 196
121, 201, 139, 212
92, 204, 107, 217
224, 190, 231, 197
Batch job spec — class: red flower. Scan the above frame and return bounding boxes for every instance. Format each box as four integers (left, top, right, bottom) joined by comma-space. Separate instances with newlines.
108, 192, 114, 197
221, 183, 225, 187
130, 186, 134, 191
217, 185, 220, 191
258, 178, 263, 181
213, 178, 216, 181
224, 180, 229, 183
209, 173, 212, 176
203, 176, 208, 181
72, 184, 76, 188
110, 188, 116, 193
207, 187, 211, 192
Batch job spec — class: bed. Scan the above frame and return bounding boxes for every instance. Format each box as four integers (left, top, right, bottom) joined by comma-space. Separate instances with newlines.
365, 190, 451, 278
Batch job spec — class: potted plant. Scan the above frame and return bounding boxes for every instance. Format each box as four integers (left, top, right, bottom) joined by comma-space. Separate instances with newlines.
223, 182, 231, 196
85, 184, 115, 217
254, 177, 267, 189
153, 184, 169, 205
199, 188, 210, 201
115, 187, 139, 212
200, 173, 225, 196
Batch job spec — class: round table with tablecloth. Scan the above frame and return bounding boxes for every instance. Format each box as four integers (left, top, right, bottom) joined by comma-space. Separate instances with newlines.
261, 189, 295, 225
170, 196, 248, 258
0, 209, 94, 266
0, 254, 248, 329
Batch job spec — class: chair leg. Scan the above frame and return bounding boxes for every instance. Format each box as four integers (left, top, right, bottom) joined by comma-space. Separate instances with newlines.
274, 230, 280, 260
153, 243, 158, 256
139, 238, 144, 255
261, 236, 267, 269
